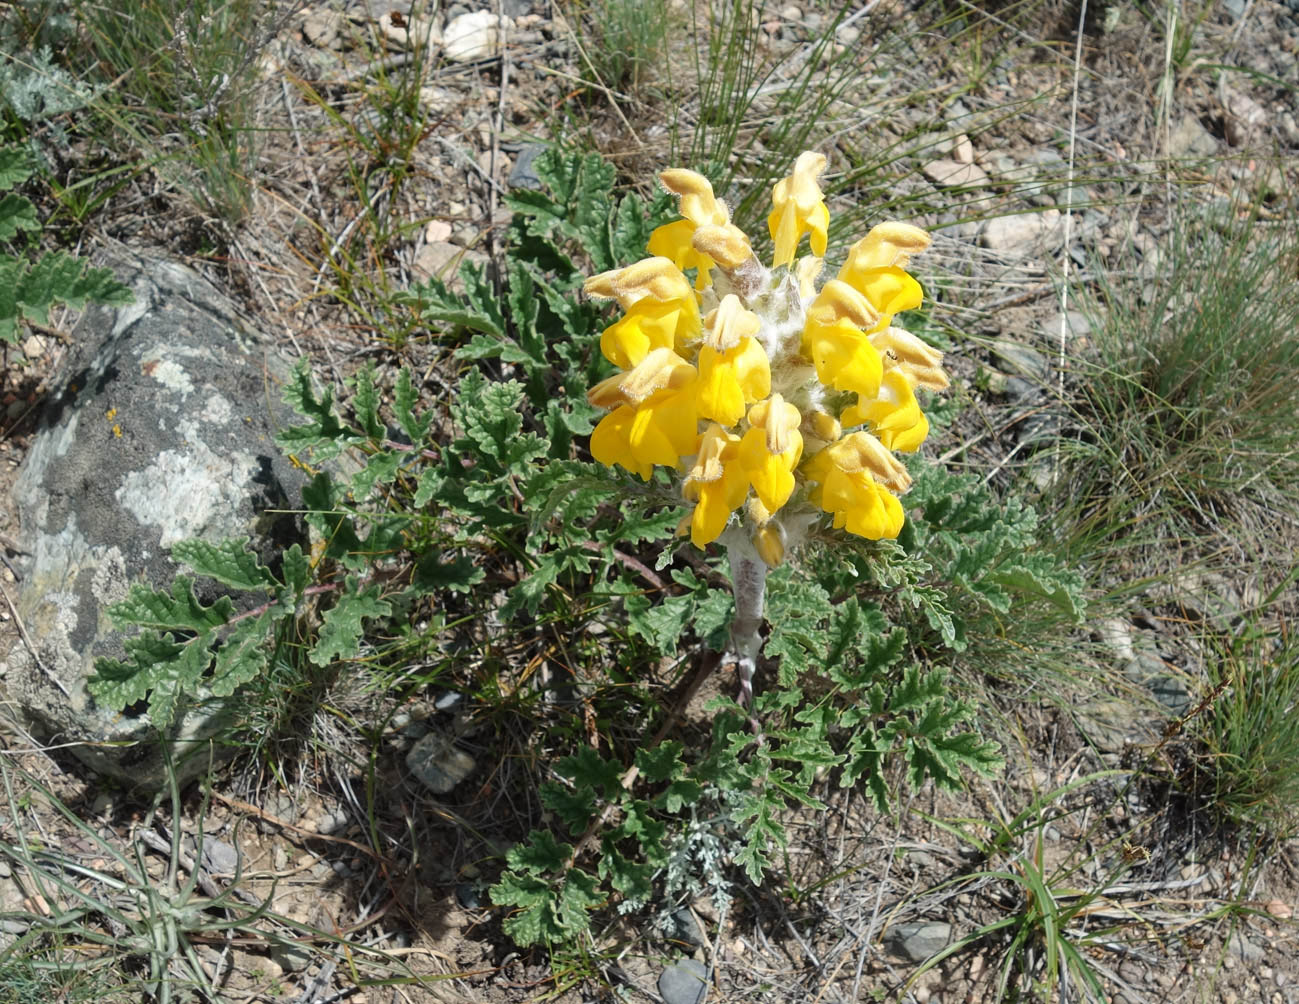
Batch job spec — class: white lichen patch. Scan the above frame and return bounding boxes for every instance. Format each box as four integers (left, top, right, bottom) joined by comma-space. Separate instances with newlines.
140, 354, 195, 397
199, 392, 234, 426
116, 438, 258, 547
90, 546, 130, 608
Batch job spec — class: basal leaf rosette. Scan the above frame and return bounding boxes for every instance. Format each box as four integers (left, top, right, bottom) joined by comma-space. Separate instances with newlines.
585, 153, 948, 568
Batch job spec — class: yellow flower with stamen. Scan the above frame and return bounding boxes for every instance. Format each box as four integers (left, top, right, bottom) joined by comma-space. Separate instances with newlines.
588, 348, 700, 478
584, 151, 949, 561
768, 151, 830, 268
697, 295, 771, 427
739, 395, 802, 515
802, 279, 885, 398
841, 370, 929, 453
648, 169, 730, 289
804, 431, 911, 540
585, 257, 701, 368
871, 325, 949, 391
681, 424, 749, 546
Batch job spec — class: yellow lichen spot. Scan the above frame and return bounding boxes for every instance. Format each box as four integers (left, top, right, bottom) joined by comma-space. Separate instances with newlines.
112, 424, 122, 438
105, 407, 117, 420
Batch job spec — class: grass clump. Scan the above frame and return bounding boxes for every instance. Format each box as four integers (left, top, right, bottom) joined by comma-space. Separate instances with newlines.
1181, 571, 1299, 836
1051, 208, 1299, 572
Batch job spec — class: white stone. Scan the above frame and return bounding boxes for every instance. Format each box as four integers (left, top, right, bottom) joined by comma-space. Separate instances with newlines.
922, 159, 988, 188
443, 11, 506, 63
980, 209, 1062, 255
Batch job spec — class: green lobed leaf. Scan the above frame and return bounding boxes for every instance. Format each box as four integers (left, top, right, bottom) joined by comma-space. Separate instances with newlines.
309, 576, 393, 667
171, 538, 273, 592
88, 631, 211, 728
540, 781, 598, 832
0, 193, 39, 242
208, 614, 273, 697
0, 148, 35, 190
391, 367, 432, 444
107, 576, 235, 632
504, 828, 572, 875
398, 269, 505, 336
351, 363, 383, 439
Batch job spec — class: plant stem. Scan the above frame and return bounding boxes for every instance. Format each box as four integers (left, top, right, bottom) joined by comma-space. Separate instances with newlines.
727, 543, 768, 707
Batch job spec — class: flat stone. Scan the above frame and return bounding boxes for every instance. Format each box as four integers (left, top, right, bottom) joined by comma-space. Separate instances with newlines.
981, 210, 1062, 255
1168, 114, 1217, 158
1227, 931, 1264, 962
885, 921, 952, 962
3, 249, 308, 790
922, 159, 988, 188
658, 958, 707, 1004
412, 241, 489, 288
406, 729, 476, 794
443, 11, 505, 62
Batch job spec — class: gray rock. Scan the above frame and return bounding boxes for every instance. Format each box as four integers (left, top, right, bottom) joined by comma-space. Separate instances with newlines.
191, 836, 240, 875
981, 210, 1062, 255
1167, 114, 1217, 158
1227, 931, 1264, 962
988, 339, 1049, 381
406, 728, 476, 794
3, 249, 308, 790
885, 920, 952, 962
507, 144, 546, 190
666, 906, 706, 948
658, 958, 708, 1004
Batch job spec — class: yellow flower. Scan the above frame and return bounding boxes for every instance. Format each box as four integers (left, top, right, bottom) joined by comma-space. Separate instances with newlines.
697, 295, 771, 427
841, 370, 930, 452
585, 257, 701, 368
738, 395, 803, 515
588, 348, 700, 478
648, 169, 730, 290
871, 325, 949, 391
681, 424, 749, 545
768, 151, 830, 268
804, 431, 912, 540
802, 279, 885, 398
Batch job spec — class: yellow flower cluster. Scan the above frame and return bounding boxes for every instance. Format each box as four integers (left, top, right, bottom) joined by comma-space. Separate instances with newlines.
585, 152, 948, 567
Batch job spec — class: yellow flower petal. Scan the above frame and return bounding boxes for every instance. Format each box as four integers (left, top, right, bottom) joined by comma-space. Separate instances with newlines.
803, 317, 884, 399
659, 169, 730, 227
648, 220, 716, 289
590, 406, 653, 480
682, 424, 748, 546
697, 338, 771, 428
836, 264, 923, 316
871, 325, 949, 391
844, 222, 931, 271
768, 151, 829, 268
702, 294, 762, 352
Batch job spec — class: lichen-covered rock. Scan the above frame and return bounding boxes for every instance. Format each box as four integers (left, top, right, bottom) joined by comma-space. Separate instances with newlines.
3, 249, 308, 788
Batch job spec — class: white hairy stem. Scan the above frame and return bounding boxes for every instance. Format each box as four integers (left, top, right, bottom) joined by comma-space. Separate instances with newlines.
726, 543, 768, 708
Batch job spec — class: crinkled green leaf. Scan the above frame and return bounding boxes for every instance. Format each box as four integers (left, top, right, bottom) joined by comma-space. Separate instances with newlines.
208, 614, 272, 697
0, 192, 39, 241
398, 268, 505, 336
351, 363, 383, 439
107, 576, 235, 632
0, 148, 34, 190
539, 781, 598, 832
88, 631, 211, 728
309, 576, 393, 667
504, 828, 572, 875
171, 538, 273, 592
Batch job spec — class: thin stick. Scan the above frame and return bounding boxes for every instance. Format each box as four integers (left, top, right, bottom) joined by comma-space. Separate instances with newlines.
0, 581, 70, 698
